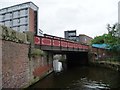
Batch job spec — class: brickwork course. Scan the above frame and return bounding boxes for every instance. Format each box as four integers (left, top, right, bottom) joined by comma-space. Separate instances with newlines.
0, 25, 53, 88
1, 40, 53, 88
2, 40, 30, 88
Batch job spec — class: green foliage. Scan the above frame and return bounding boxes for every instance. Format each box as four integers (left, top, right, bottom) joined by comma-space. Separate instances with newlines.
91, 23, 120, 54
1, 25, 25, 43
2, 26, 10, 40
30, 48, 45, 58
91, 35, 104, 44
106, 23, 120, 53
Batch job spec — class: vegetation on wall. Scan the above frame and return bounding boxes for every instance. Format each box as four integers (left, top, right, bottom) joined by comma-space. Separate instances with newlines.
1, 25, 26, 43
25, 31, 34, 45
30, 48, 46, 58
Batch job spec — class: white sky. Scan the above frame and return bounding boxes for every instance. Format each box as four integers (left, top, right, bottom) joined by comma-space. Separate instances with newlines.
0, 0, 119, 38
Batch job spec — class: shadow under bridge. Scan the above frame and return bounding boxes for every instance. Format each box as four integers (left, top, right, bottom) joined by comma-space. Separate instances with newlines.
66, 52, 89, 67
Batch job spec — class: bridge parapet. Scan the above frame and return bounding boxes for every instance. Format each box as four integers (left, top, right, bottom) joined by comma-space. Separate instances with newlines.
34, 34, 89, 52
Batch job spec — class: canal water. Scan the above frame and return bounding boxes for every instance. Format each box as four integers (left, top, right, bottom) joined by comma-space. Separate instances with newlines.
29, 66, 120, 90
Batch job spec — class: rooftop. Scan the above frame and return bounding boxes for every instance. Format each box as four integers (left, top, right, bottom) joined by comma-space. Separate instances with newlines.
79, 34, 93, 39
0, 1, 39, 12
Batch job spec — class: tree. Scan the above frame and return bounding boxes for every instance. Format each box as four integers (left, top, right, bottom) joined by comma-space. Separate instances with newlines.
92, 23, 120, 54
106, 23, 120, 37
106, 23, 120, 53
91, 35, 104, 44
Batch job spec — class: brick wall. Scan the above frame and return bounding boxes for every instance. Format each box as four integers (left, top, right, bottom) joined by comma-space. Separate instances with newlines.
0, 24, 53, 88
29, 8, 35, 32
29, 52, 53, 85
90, 47, 113, 61
1, 39, 53, 88
2, 40, 30, 88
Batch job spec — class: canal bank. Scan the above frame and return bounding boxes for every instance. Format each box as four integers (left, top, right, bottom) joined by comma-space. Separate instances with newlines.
89, 61, 120, 72
27, 66, 120, 89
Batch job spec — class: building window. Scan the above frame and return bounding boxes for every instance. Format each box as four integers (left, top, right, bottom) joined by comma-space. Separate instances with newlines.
10, 21, 12, 27
5, 21, 11, 27
2, 15, 5, 20
0, 15, 3, 21
20, 9, 26, 17
68, 33, 76, 36
25, 9, 28, 14
18, 26, 20, 31
5, 13, 11, 20
13, 19, 18, 26
20, 25, 27, 32
25, 17, 28, 23
18, 19, 20, 23
18, 11, 20, 16
13, 11, 18, 18
20, 17, 27, 25
10, 12, 12, 18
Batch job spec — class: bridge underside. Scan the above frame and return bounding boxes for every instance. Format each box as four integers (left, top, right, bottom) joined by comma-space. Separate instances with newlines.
35, 45, 88, 53
66, 52, 89, 67
47, 50, 89, 68
35, 45, 89, 68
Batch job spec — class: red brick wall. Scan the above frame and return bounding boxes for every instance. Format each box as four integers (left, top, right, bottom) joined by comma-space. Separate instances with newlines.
33, 64, 52, 77
90, 47, 113, 61
2, 40, 30, 88
29, 8, 35, 32
30, 53, 53, 78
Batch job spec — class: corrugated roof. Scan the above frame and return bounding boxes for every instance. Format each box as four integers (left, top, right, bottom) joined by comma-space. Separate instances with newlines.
92, 44, 109, 49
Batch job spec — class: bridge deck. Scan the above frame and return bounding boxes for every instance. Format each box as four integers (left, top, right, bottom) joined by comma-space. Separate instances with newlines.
34, 34, 89, 52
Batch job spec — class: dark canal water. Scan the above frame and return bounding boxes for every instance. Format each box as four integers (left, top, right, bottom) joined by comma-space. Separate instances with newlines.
29, 66, 120, 90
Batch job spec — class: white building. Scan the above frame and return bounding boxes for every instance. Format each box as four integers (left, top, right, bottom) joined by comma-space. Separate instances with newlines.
118, 1, 120, 24
0, 2, 38, 34
118, 1, 120, 36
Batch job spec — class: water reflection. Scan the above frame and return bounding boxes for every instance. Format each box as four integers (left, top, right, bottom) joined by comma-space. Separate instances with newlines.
29, 66, 120, 89
67, 77, 110, 90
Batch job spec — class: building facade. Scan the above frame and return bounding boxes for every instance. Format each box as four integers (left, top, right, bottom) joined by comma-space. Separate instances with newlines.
78, 34, 93, 45
0, 2, 38, 34
64, 30, 77, 41
118, 1, 120, 37
118, 1, 120, 24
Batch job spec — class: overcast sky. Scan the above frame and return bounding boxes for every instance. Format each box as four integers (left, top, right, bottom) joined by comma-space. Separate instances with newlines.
0, 0, 120, 38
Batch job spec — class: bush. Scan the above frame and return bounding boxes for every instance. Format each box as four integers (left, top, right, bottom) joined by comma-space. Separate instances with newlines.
30, 48, 45, 58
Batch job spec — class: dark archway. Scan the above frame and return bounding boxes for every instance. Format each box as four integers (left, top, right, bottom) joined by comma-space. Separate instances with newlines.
66, 52, 89, 67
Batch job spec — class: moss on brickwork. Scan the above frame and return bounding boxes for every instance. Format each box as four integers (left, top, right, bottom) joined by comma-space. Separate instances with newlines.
0, 25, 27, 43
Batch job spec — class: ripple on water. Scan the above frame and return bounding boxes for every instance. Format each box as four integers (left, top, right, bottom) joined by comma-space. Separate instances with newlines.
67, 77, 110, 90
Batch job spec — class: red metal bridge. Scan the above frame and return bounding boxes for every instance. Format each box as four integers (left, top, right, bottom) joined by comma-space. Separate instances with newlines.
34, 34, 89, 52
